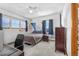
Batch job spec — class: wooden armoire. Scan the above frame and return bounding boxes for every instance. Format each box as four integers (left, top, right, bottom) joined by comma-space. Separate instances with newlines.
55, 27, 66, 54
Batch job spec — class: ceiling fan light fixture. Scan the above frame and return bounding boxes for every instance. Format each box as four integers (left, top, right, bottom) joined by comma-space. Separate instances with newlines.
29, 10, 33, 13
28, 6, 38, 14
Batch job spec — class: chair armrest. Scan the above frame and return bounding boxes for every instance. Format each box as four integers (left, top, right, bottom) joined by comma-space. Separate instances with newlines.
15, 45, 23, 48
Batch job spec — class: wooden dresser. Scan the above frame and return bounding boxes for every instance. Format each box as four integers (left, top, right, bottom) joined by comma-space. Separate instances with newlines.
55, 27, 66, 54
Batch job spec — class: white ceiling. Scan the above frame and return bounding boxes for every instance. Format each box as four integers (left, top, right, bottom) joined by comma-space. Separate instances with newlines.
0, 3, 65, 18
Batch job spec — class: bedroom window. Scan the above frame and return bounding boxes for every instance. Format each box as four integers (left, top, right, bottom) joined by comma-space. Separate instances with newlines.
42, 20, 53, 35
2, 15, 10, 28
31, 23, 36, 31
11, 18, 20, 28
20, 21, 26, 29
31, 20, 42, 33
46, 20, 49, 32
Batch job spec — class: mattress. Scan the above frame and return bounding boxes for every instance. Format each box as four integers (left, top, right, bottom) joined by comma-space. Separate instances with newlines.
24, 34, 43, 45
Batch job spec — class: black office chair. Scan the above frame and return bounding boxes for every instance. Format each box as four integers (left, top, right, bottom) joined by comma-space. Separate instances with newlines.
14, 34, 24, 51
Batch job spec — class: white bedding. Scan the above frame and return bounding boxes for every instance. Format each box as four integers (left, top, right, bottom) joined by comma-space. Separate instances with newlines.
25, 33, 43, 37
24, 33, 43, 44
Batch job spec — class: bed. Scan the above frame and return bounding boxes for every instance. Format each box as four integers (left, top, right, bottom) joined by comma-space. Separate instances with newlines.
24, 34, 43, 45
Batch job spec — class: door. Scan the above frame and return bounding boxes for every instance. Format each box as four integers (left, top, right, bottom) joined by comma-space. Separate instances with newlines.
71, 3, 78, 56
78, 4, 79, 56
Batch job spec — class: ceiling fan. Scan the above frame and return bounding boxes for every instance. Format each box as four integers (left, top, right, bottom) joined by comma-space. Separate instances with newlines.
27, 6, 38, 13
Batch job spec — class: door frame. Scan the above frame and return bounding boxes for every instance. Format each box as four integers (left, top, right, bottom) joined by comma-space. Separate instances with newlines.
71, 3, 78, 56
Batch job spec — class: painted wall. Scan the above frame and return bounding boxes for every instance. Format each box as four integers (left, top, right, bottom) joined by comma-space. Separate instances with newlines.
0, 30, 4, 51
3, 29, 27, 44
62, 4, 71, 56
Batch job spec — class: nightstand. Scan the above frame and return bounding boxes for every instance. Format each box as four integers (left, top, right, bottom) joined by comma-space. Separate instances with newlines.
42, 35, 49, 42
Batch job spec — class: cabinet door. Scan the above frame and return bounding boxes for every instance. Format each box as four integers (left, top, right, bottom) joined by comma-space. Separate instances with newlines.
55, 28, 61, 50
55, 28, 66, 52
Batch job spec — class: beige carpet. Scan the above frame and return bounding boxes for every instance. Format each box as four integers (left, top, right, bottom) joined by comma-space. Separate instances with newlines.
8, 41, 65, 56
24, 41, 65, 56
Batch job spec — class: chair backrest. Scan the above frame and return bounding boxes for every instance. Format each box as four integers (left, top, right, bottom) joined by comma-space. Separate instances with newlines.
16, 34, 24, 40
14, 34, 24, 48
